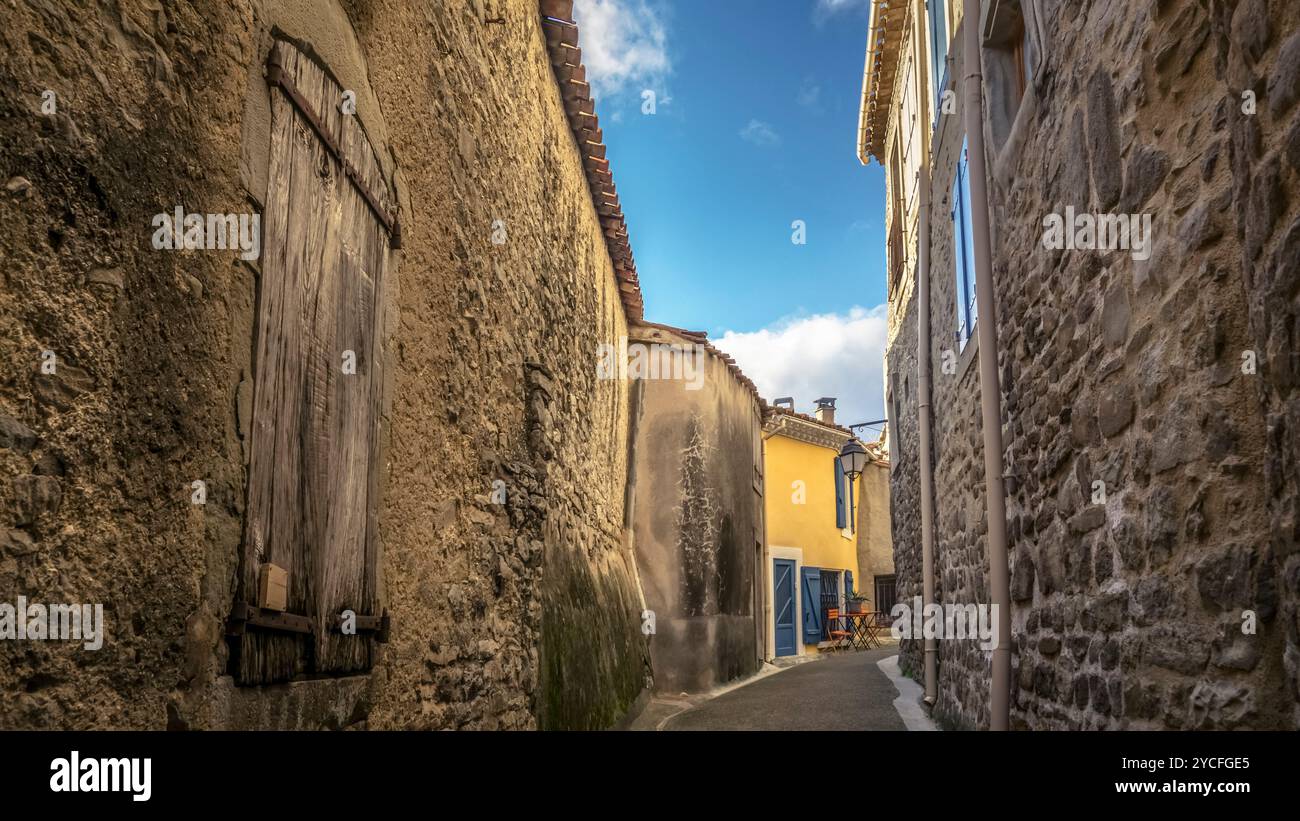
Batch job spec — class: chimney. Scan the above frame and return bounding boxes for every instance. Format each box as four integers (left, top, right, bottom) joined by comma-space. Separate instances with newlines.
814, 397, 836, 425
773, 396, 794, 410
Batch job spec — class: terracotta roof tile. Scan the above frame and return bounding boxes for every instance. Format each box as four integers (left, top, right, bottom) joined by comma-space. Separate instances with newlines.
764, 404, 854, 436
540, 5, 645, 320
631, 321, 765, 408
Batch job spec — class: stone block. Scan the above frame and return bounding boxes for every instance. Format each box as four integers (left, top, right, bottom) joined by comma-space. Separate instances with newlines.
11, 474, 61, 525
0, 414, 37, 453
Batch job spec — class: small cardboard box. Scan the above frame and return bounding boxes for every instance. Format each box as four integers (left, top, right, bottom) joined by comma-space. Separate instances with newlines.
258, 563, 288, 612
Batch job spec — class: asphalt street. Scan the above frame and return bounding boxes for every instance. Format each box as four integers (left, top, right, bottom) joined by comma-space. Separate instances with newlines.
663, 648, 908, 731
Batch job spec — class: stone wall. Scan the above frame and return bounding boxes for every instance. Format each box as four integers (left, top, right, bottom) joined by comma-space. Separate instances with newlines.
918, 40, 987, 719
627, 325, 765, 694
923, 15, 996, 730
886, 0, 1300, 729
880, 0, 925, 682
0, 0, 649, 730
885, 295, 924, 679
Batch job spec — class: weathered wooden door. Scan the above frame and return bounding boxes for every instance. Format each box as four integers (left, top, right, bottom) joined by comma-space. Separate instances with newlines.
233, 41, 395, 685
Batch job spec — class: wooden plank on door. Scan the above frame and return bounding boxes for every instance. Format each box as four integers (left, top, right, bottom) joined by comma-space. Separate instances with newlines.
236, 40, 391, 684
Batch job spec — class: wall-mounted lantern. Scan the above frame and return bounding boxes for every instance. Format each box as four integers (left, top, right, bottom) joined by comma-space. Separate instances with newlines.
837, 438, 869, 481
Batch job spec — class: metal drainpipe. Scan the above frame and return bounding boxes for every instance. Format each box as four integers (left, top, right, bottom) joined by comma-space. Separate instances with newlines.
917, 161, 938, 708
961, 0, 1012, 731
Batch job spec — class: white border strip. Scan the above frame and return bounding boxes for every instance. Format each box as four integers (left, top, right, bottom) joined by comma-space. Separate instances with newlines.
877, 654, 939, 731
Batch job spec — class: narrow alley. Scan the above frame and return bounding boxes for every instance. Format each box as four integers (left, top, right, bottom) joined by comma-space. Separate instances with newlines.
658, 649, 915, 732
0, 0, 1297, 788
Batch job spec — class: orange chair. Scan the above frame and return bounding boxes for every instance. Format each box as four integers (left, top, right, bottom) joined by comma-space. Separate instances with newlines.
824, 608, 852, 652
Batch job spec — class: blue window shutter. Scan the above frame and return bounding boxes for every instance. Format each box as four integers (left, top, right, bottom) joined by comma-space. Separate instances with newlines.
953, 137, 976, 348
952, 168, 965, 345
845, 570, 855, 601
801, 568, 823, 642
848, 469, 856, 531
834, 458, 846, 529
928, 0, 948, 118
959, 140, 978, 331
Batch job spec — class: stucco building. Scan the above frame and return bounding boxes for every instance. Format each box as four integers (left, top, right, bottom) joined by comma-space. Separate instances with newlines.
854, 438, 895, 617
861, 0, 1300, 729
763, 399, 888, 659
627, 323, 767, 693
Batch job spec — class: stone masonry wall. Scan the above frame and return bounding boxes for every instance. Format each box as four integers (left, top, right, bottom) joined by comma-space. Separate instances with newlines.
925, 17, 997, 731
998, 0, 1296, 731
0, 0, 648, 730
883, 6, 924, 680
885, 293, 924, 679
890, 0, 1299, 729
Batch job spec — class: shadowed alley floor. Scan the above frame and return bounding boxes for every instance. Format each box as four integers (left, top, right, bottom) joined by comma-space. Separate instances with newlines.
661, 647, 909, 731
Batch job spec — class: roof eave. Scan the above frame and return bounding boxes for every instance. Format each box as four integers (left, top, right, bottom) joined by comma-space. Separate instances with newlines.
857, 0, 906, 166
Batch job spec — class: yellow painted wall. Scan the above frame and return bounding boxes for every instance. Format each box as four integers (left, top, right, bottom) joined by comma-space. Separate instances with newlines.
763, 432, 860, 655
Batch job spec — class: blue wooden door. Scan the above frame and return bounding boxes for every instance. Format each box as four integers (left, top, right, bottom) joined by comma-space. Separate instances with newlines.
773, 559, 797, 657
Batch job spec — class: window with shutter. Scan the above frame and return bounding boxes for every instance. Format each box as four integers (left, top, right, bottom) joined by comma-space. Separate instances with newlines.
847, 464, 855, 533
927, 0, 949, 124
229, 41, 396, 685
834, 457, 846, 529
953, 136, 977, 351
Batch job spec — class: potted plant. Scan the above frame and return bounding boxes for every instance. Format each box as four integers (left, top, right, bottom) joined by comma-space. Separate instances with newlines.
848, 592, 871, 614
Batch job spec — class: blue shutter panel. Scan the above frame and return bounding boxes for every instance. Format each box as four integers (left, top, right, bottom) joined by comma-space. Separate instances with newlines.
953, 140, 976, 348
848, 467, 856, 531
834, 458, 846, 529
928, 0, 949, 118
953, 168, 965, 346
801, 568, 823, 642
959, 143, 978, 331
845, 570, 855, 598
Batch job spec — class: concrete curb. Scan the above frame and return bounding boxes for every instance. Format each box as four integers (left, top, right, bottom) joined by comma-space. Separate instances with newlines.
877, 654, 939, 731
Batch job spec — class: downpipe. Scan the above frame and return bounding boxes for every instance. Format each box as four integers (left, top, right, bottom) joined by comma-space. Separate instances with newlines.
917, 163, 938, 708
961, 0, 1012, 731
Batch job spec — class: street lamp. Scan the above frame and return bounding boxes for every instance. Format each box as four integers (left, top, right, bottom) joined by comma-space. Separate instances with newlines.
837, 438, 869, 480
837, 438, 869, 537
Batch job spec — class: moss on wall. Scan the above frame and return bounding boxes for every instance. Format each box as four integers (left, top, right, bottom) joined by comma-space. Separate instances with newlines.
538, 530, 647, 730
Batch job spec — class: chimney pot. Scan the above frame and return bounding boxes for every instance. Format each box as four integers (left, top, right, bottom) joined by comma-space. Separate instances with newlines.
814, 397, 837, 425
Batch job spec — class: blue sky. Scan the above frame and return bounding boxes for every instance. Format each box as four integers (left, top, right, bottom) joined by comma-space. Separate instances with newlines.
572, 0, 890, 427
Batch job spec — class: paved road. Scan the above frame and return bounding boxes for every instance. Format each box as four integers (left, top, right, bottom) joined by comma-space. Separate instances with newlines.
663, 648, 907, 731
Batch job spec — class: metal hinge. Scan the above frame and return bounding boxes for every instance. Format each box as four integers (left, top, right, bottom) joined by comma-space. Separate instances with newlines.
227, 602, 391, 643
329, 611, 391, 643
226, 601, 313, 636
265, 46, 401, 249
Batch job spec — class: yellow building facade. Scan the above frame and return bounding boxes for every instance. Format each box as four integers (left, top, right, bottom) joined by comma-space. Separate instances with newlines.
762, 404, 866, 659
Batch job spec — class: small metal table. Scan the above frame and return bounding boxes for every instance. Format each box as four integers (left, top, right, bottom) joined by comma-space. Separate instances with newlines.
837, 611, 886, 650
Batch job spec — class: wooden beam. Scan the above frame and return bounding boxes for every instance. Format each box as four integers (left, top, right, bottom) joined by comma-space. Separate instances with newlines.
540, 0, 575, 22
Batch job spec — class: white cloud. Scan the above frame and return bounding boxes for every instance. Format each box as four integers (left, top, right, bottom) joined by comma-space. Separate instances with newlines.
796, 78, 822, 111
846, 218, 872, 236
739, 118, 781, 146
713, 306, 888, 429
813, 0, 870, 23
573, 0, 671, 100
